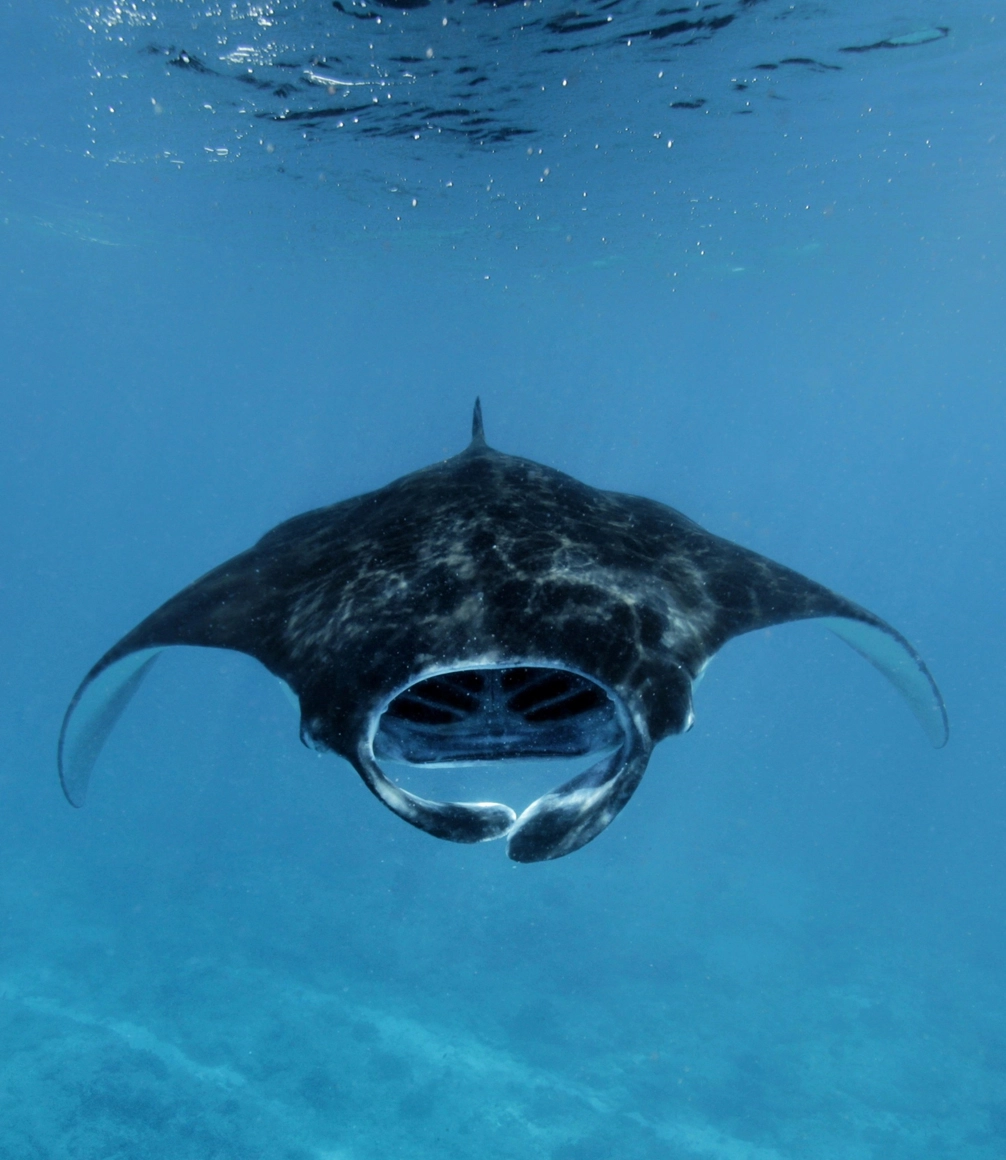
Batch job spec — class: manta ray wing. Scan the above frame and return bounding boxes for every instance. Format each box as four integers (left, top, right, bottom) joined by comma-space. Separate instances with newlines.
58, 500, 355, 805
58, 500, 519, 840
823, 615, 948, 747
58, 648, 163, 807
668, 528, 949, 747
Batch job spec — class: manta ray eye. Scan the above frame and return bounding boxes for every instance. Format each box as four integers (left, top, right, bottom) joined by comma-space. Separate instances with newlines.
374, 666, 622, 765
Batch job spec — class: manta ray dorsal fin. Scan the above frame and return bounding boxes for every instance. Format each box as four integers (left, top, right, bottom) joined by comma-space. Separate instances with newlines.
470, 397, 486, 447
822, 616, 949, 748
58, 649, 163, 806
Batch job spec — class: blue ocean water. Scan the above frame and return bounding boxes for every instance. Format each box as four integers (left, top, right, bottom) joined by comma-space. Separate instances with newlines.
2, 1, 1005, 1155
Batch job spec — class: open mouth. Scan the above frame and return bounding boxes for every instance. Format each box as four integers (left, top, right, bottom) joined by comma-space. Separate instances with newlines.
374, 665, 623, 765
354, 664, 649, 863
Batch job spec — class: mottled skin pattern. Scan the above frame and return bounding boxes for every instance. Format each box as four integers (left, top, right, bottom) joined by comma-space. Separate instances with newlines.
64, 414, 938, 859
91, 435, 876, 757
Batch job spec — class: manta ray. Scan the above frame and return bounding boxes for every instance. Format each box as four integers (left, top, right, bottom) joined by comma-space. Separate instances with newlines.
59, 403, 947, 862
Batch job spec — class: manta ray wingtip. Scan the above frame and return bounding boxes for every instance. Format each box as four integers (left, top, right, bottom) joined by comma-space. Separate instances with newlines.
470, 397, 486, 446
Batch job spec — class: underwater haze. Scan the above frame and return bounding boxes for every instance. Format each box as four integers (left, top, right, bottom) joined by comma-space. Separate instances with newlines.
2, 1, 1005, 1156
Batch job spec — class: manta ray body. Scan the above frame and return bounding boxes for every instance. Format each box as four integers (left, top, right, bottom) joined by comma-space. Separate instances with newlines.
59, 403, 947, 861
